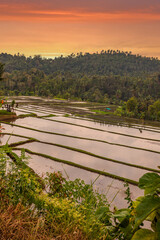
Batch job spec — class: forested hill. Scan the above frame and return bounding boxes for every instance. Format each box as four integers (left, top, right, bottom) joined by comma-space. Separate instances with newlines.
0, 51, 160, 103
1, 50, 160, 76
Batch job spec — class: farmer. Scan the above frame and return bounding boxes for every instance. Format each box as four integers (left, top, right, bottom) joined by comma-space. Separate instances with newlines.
1, 99, 4, 109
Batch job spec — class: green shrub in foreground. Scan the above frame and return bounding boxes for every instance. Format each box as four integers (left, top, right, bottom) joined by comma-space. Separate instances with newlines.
0, 146, 160, 239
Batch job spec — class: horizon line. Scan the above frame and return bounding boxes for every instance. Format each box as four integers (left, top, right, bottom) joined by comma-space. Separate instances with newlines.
0, 50, 159, 61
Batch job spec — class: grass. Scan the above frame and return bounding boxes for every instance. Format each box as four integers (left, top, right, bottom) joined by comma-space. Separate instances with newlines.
18, 113, 37, 118
1, 107, 160, 188
63, 114, 70, 117
0, 110, 16, 115
1, 140, 160, 239
91, 109, 113, 115
2, 122, 160, 153
9, 139, 36, 147
0, 149, 109, 239
7, 137, 160, 174
6, 150, 45, 189
53, 97, 66, 100
1, 130, 160, 158
0, 203, 57, 240
1, 132, 32, 140
39, 114, 56, 118
7, 107, 160, 142
0, 176, 86, 240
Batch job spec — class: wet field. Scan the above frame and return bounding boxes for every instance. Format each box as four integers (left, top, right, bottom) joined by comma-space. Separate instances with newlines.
1, 96, 160, 207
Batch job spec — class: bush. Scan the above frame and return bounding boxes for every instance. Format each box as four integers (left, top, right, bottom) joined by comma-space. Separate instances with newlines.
0, 110, 15, 115
126, 97, 138, 112
1, 145, 160, 239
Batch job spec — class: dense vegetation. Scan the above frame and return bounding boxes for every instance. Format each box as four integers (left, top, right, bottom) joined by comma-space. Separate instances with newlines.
115, 97, 160, 121
1, 51, 160, 121
1, 50, 160, 75
0, 51, 160, 103
0, 62, 4, 81
0, 143, 160, 239
1, 53, 160, 239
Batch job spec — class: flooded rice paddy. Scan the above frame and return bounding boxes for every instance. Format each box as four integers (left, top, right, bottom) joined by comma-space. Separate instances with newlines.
1, 96, 160, 208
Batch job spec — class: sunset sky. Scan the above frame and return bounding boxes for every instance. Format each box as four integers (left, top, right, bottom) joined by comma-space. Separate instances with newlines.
1, 0, 160, 58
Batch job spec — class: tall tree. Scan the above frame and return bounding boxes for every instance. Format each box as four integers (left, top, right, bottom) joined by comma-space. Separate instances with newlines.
0, 63, 4, 81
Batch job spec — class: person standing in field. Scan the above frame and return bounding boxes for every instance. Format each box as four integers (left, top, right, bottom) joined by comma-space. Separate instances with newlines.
1, 99, 4, 109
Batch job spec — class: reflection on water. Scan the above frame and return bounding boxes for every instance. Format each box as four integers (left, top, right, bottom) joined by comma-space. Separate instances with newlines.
2, 97, 160, 208
12, 117, 160, 152
2, 123, 160, 169
19, 141, 149, 181
14, 150, 143, 208
47, 116, 160, 138
19, 104, 160, 135
0, 135, 26, 145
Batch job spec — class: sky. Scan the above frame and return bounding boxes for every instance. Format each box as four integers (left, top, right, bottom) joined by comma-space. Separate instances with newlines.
0, 0, 160, 58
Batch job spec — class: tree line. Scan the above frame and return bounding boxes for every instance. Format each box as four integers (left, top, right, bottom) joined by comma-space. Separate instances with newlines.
0, 51, 160, 107
1, 50, 160, 76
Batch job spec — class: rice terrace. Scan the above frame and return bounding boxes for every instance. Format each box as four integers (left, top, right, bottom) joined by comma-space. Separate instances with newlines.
1, 0, 160, 237
1, 95, 160, 239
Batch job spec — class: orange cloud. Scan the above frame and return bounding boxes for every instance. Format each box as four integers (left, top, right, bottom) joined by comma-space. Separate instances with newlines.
0, 4, 160, 22
1, 2, 160, 59
0, 12, 160, 23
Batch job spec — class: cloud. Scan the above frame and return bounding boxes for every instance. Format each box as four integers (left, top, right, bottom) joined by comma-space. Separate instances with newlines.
1, 0, 160, 59
1, 0, 160, 23
1, 0, 160, 14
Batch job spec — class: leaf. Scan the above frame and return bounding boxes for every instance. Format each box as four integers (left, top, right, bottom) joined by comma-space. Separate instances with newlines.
139, 173, 160, 195
156, 219, 160, 240
134, 195, 160, 230
113, 208, 130, 222
113, 209, 131, 229
131, 229, 156, 240
95, 206, 111, 224
146, 210, 156, 222
133, 196, 144, 208
95, 206, 110, 217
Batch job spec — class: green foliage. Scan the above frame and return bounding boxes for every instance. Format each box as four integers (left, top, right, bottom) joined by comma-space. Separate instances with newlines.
139, 173, 160, 195
126, 97, 138, 112
1, 52, 160, 105
124, 182, 133, 209
0, 62, 4, 81
91, 109, 112, 115
1, 142, 160, 239
18, 113, 37, 118
40, 114, 56, 118
132, 229, 156, 240
63, 113, 70, 117
11, 99, 15, 107
0, 110, 15, 115
148, 100, 160, 120
114, 97, 160, 122
1, 51, 160, 76
45, 172, 108, 209
0, 147, 110, 239
131, 173, 160, 239
0, 149, 42, 205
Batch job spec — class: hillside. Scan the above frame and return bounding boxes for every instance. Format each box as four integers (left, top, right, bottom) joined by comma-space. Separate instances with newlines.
0, 50, 160, 76
0, 51, 160, 103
